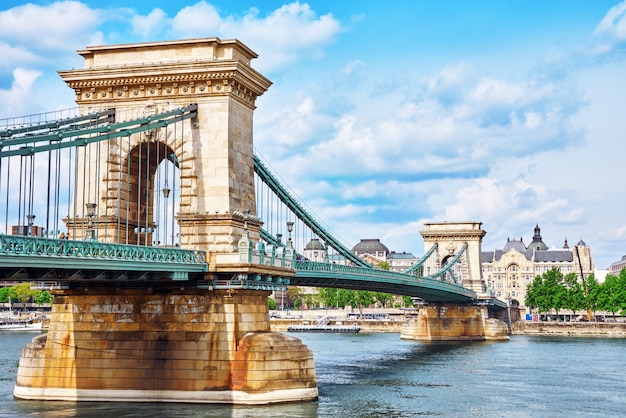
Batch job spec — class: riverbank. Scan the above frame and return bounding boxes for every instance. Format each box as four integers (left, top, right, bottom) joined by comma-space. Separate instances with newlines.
271, 317, 626, 337
270, 318, 404, 333
512, 321, 626, 337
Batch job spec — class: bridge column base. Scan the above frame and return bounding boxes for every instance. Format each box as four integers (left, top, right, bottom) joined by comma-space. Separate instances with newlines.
14, 288, 318, 404
400, 304, 509, 341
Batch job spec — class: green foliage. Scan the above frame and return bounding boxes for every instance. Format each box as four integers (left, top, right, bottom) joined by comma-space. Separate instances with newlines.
0, 284, 52, 306
525, 268, 626, 319
374, 292, 394, 308
401, 296, 415, 307
34, 290, 53, 305
376, 261, 390, 271
315, 287, 399, 310
563, 273, 585, 315
268, 297, 276, 310
0, 286, 12, 303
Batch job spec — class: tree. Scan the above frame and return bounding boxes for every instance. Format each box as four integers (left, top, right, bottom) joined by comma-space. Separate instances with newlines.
268, 297, 277, 310
377, 261, 390, 271
400, 296, 415, 308
374, 292, 393, 308
564, 273, 585, 317
12, 282, 37, 306
0, 286, 11, 303
597, 273, 620, 318
352, 290, 375, 317
34, 290, 53, 306
316, 287, 353, 308
584, 274, 601, 318
542, 268, 566, 319
526, 274, 550, 315
618, 269, 626, 317
286, 287, 301, 308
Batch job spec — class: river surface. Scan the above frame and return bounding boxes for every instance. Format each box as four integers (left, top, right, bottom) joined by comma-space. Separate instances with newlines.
1, 331, 625, 417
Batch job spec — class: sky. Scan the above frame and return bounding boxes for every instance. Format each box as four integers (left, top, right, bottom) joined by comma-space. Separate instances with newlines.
1, 1, 625, 269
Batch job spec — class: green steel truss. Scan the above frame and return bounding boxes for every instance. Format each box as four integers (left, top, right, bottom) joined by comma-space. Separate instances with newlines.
199, 273, 290, 292
0, 105, 197, 157
403, 242, 438, 275
292, 259, 476, 303
253, 155, 369, 268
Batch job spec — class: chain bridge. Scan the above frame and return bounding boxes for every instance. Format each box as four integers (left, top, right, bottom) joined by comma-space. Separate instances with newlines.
0, 38, 508, 405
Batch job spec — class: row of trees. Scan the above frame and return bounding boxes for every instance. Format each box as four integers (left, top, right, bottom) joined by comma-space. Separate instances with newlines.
269, 286, 414, 314
0, 283, 53, 306
525, 267, 626, 318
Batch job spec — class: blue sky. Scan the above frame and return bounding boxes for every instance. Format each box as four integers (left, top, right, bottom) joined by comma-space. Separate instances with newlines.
1, 1, 626, 269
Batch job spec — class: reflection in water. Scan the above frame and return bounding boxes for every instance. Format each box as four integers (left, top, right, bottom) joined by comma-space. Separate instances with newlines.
3, 332, 626, 417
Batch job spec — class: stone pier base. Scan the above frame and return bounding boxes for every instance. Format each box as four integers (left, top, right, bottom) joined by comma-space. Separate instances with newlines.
14, 288, 317, 404
400, 304, 509, 341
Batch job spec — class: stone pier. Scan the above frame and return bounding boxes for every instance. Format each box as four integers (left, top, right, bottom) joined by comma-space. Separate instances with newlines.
14, 288, 318, 404
400, 304, 510, 341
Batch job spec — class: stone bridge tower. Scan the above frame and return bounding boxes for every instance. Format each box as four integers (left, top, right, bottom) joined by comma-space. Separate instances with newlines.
420, 221, 487, 294
59, 38, 272, 259
14, 39, 319, 405
402, 222, 509, 341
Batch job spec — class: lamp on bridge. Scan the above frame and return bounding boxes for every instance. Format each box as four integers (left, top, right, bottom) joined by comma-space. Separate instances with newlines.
26, 214, 36, 236
85, 203, 97, 241
162, 184, 171, 245
285, 221, 295, 262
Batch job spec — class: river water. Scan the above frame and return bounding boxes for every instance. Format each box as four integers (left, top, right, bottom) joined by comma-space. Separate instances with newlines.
1, 331, 626, 417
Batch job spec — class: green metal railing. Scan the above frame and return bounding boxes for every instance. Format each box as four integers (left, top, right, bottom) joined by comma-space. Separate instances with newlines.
0, 234, 207, 272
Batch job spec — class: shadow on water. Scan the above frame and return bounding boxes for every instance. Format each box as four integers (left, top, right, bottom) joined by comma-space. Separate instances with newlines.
12, 399, 320, 418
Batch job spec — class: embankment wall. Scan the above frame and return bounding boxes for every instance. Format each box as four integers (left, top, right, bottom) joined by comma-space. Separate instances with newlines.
513, 321, 626, 337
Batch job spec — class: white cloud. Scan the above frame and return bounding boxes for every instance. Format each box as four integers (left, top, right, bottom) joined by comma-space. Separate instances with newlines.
0, 68, 41, 117
169, 1, 342, 72
341, 60, 363, 75
586, 1, 626, 57
170, 2, 222, 35
0, 41, 38, 71
0, 1, 100, 52
132, 8, 168, 38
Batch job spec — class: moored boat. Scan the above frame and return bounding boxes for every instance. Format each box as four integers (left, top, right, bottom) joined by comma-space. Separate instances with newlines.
287, 325, 360, 333
0, 319, 43, 331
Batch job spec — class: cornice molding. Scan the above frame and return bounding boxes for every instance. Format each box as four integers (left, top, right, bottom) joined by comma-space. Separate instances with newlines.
59, 60, 272, 107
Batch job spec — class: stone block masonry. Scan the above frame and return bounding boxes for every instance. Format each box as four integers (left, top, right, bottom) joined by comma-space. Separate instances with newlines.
400, 304, 509, 341
14, 288, 318, 404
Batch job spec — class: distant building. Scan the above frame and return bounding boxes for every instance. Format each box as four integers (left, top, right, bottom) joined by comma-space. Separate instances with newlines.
303, 238, 327, 262
609, 255, 626, 276
387, 251, 419, 272
351, 238, 418, 271
480, 224, 594, 313
11, 225, 45, 237
301, 237, 419, 271
352, 239, 389, 260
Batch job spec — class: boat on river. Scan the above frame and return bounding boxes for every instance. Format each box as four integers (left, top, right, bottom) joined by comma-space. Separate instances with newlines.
287, 324, 360, 333
0, 318, 43, 331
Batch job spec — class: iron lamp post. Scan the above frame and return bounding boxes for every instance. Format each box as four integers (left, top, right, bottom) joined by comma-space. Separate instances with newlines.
26, 214, 35, 236
85, 203, 97, 241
